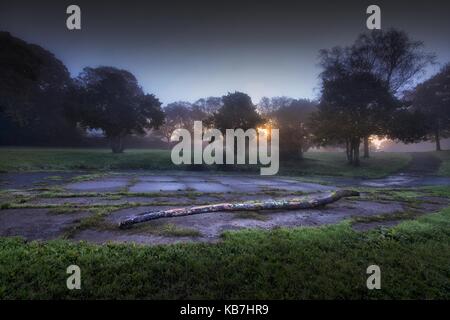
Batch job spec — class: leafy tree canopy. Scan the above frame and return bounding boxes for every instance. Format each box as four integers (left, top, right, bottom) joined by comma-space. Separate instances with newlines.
411, 64, 450, 150
213, 91, 262, 133
69, 66, 164, 152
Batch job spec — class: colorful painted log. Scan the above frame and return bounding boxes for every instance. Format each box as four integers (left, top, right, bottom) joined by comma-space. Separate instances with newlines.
118, 189, 359, 228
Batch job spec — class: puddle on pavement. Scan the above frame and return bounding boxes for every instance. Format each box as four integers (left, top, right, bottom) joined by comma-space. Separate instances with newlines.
269, 182, 334, 192
137, 175, 179, 182
185, 182, 233, 192
129, 182, 186, 192
65, 179, 129, 192
361, 175, 416, 187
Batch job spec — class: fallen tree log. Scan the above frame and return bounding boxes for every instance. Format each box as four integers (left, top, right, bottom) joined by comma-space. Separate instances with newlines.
119, 189, 359, 228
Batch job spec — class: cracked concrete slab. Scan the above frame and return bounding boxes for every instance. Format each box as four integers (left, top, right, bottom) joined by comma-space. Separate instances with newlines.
0, 208, 90, 240
65, 178, 129, 192
128, 182, 187, 192
59, 174, 336, 194
1, 170, 448, 245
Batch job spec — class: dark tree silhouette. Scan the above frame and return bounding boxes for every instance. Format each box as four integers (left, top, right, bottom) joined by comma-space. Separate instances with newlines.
211, 92, 262, 162
412, 64, 450, 151
386, 107, 429, 145
0, 32, 41, 117
259, 97, 316, 160
319, 29, 435, 158
257, 96, 293, 115
156, 101, 208, 147
0, 32, 81, 145
351, 29, 435, 92
312, 72, 397, 166
69, 67, 164, 153
193, 97, 223, 116
212, 92, 262, 132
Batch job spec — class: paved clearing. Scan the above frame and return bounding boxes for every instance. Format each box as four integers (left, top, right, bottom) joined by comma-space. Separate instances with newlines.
63, 174, 335, 193
0, 170, 449, 245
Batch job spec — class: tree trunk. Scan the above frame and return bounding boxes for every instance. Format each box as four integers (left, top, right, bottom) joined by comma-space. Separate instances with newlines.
363, 136, 370, 158
351, 138, 360, 167
111, 135, 124, 153
435, 132, 441, 151
354, 141, 360, 166
345, 139, 352, 164
119, 189, 360, 228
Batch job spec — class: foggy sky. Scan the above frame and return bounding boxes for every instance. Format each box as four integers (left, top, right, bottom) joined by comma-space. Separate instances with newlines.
1, 0, 449, 104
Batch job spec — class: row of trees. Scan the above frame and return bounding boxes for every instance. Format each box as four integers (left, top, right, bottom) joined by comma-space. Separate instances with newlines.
155, 29, 449, 166
0, 32, 165, 151
1, 30, 448, 161
155, 94, 317, 161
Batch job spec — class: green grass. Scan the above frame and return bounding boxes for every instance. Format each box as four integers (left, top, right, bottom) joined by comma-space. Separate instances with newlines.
422, 185, 450, 197
0, 147, 411, 178
0, 148, 177, 172
130, 223, 202, 238
69, 173, 108, 182
359, 189, 425, 204
435, 150, 450, 176
351, 210, 420, 223
1, 206, 449, 299
279, 152, 412, 178
44, 175, 64, 181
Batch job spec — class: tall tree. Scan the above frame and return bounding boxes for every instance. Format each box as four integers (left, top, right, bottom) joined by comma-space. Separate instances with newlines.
69, 67, 164, 153
259, 97, 316, 160
312, 72, 397, 166
353, 29, 435, 157
412, 64, 450, 151
385, 107, 430, 145
351, 29, 435, 92
193, 96, 223, 116
0, 32, 81, 145
212, 92, 262, 161
212, 92, 261, 132
257, 96, 293, 115
156, 101, 206, 146
319, 29, 435, 157
0, 31, 41, 119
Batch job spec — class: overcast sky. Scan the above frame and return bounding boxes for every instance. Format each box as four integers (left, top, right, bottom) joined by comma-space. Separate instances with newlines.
1, 0, 449, 104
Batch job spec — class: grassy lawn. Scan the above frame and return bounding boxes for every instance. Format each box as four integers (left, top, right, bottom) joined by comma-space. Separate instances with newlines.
279, 152, 411, 178
0, 148, 177, 172
0, 204, 449, 299
435, 150, 450, 176
0, 148, 411, 178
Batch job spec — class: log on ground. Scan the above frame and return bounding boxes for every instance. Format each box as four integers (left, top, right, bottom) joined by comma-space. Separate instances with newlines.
118, 189, 359, 228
